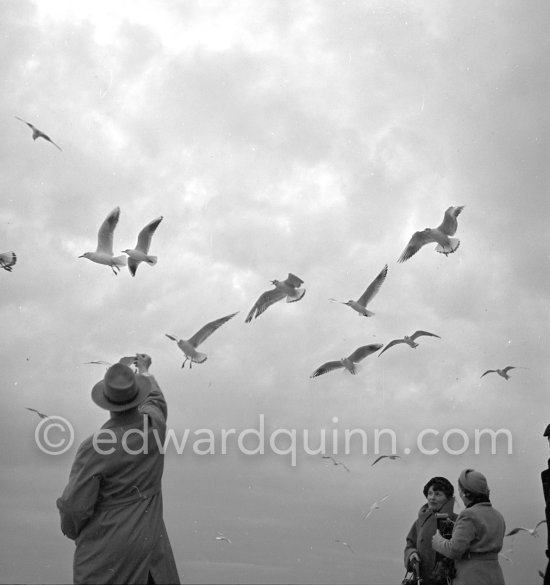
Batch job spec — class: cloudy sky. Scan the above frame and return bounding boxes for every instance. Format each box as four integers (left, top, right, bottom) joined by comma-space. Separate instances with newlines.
1, 0, 548, 583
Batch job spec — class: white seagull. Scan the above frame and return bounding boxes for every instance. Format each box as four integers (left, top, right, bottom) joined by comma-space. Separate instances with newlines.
15, 116, 62, 151
245, 273, 305, 323
84, 356, 136, 369
215, 532, 232, 544
166, 312, 238, 368
122, 216, 163, 276
335, 539, 355, 554
362, 495, 390, 520
79, 206, 127, 275
505, 520, 546, 538
310, 343, 382, 378
379, 330, 441, 356
0, 251, 17, 272
398, 206, 464, 263
481, 366, 527, 380
322, 455, 351, 472
371, 455, 401, 467
329, 264, 388, 317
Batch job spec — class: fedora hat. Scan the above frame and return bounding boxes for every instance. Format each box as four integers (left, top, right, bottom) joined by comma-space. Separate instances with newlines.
91, 363, 151, 411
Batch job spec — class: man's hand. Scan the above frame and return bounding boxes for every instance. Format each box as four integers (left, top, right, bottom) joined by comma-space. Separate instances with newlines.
135, 353, 152, 375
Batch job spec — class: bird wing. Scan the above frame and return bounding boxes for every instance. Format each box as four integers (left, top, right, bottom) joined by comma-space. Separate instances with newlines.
84, 360, 112, 366
310, 361, 344, 378
480, 370, 496, 378
371, 456, 387, 466
245, 288, 287, 322
535, 520, 547, 530
357, 264, 388, 306
505, 527, 526, 536
378, 339, 403, 356
189, 312, 239, 347
438, 206, 464, 236
348, 344, 383, 363
15, 116, 33, 129
410, 330, 441, 340
285, 273, 304, 287
397, 231, 435, 263
96, 207, 121, 254
135, 216, 163, 253
165, 334, 179, 342
0, 251, 17, 270
502, 366, 517, 374
42, 134, 63, 151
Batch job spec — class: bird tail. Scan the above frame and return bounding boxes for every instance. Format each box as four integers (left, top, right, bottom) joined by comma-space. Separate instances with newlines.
192, 352, 207, 364
362, 309, 375, 317
436, 238, 460, 256
145, 255, 157, 266
287, 288, 306, 303
112, 255, 128, 266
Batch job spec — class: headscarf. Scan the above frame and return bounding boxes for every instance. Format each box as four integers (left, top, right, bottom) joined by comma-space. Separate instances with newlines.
458, 468, 490, 496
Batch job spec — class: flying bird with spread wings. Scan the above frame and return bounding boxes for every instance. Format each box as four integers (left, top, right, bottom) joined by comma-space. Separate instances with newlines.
310, 344, 382, 378
322, 455, 351, 472
371, 455, 401, 467
215, 532, 232, 544
481, 366, 527, 380
79, 206, 127, 274
245, 273, 305, 323
122, 216, 163, 276
166, 312, 238, 368
398, 206, 464, 263
26, 407, 49, 420
0, 251, 17, 272
362, 495, 390, 520
505, 520, 546, 538
15, 116, 62, 151
379, 330, 441, 356
329, 264, 388, 317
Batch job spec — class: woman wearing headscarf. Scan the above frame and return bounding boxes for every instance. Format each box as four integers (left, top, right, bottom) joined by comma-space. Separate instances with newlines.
404, 476, 457, 585
432, 468, 506, 585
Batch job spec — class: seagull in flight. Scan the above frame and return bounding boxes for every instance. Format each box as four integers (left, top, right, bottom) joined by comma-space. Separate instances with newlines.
166, 312, 238, 368
122, 216, 163, 276
398, 206, 464, 263
215, 532, 232, 544
0, 251, 17, 272
335, 539, 355, 554
379, 331, 441, 356
322, 455, 351, 472
84, 356, 136, 369
371, 455, 401, 467
310, 343, 382, 378
15, 116, 62, 151
245, 273, 305, 322
26, 407, 49, 420
481, 366, 527, 380
329, 264, 388, 317
362, 495, 390, 520
505, 520, 546, 538
79, 206, 127, 274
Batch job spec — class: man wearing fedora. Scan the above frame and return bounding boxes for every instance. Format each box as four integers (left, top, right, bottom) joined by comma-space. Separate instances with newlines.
57, 354, 180, 584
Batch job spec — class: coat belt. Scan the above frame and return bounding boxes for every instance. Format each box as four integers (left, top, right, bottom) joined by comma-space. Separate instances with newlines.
96, 484, 161, 510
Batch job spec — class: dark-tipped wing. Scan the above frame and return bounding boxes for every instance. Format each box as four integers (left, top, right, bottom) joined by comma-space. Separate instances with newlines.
0, 251, 17, 271
410, 330, 441, 341
398, 231, 434, 263
189, 312, 239, 347
505, 527, 526, 537
165, 334, 178, 342
480, 370, 496, 378
285, 273, 304, 288
502, 366, 517, 375
15, 116, 33, 129
357, 264, 388, 306
378, 339, 404, 356
42, 133, 62, 151
371, 455, 387, 466
438, 206, 464, 236
96, 206, 121, 254
310, 361, 344, 378
245, 289, 286, 322
128, 257, 139, 277
136, 216, 163, 253
348, 344, 383, 363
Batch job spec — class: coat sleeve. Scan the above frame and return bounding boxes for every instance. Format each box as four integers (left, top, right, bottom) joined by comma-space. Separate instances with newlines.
432, 512, 475, 560
139, 375, 167, 427
56, 440, 102, 540
404, 520, 418, 568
